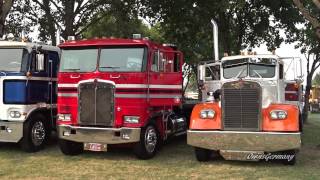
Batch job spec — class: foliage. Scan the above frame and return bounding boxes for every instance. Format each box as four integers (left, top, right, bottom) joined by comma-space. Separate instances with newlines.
140, 0, 304, 64
313, 72, 320, 86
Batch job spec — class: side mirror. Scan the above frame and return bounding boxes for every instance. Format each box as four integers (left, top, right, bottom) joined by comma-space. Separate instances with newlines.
36, 54, 45, 71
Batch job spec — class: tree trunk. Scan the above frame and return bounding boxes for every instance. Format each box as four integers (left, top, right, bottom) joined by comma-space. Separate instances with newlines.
303, 74, 313, 123
0, 0, 14, 37
62, 0, 75, 39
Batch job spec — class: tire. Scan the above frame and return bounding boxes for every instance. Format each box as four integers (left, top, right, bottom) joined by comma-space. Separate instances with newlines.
195, 147, 211, 162
299, 113, 303, 132
282, 150, 297, 165
59, 139, 83, 156
134, 125, 159, 160
20, 113, 49, 152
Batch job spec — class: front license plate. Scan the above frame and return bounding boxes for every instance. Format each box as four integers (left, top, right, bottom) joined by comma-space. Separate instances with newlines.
84, 143, 107, 152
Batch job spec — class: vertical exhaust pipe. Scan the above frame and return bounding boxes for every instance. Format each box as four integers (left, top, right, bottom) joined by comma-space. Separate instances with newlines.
211, 19, 219, 61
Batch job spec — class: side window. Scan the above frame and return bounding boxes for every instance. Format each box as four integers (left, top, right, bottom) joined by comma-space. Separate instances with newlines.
151, 52, 159, 72
48, 51, 59, 77
173, 53, 180, 72
159, 52, 165, 72
279, 64, 283, 79
205, 65, 220, 80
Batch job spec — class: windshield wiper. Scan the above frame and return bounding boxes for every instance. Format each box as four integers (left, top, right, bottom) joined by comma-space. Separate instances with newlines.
63, 68, 80, 71
100, 66, 121, 71
100, 66, 120, 69
232, 66, 247, 79
252, 70, 262, 78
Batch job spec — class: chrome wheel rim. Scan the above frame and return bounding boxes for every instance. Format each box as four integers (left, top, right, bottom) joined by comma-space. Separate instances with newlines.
144, 127, 157, 153
31, 121, 46, 146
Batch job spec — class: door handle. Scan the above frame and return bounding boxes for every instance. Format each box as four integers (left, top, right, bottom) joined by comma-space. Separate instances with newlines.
70, 75, 80, 79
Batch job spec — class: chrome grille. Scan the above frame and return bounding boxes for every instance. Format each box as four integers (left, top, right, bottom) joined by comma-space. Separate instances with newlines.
222, 81, 261, 131
78, 81, 114, 126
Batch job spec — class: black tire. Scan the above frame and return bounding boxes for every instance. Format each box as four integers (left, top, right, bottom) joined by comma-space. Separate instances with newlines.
134, 125, 159, 160
195, 147, 211, 162
20, 113, 49, 152
299, 113, 304, 132
282, 150, 297, 165
59, 139, 83, 156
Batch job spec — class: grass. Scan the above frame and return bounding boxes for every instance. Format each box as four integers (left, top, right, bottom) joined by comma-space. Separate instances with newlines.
0, 114, 319, 180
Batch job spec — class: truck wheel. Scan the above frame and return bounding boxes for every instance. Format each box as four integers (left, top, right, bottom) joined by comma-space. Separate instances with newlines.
195, 147, 211, 162
282, 150, 296, 165
299, 113, 303, 132
20, 114, 48, 152
134, 125, 159, 159
59, 139, 83, 156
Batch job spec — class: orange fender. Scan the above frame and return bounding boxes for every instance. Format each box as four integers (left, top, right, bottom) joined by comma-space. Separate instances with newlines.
262, 104, 299, 132
189, 102, 221, 130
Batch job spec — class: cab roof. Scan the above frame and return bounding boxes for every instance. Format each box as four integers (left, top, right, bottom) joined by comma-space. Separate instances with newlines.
221, 54, 280, 61
0, 40, 60, 52
59, 38, 172, 50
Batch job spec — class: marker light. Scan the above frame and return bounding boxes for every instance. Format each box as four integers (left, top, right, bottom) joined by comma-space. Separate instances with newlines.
200, 109, 215, 119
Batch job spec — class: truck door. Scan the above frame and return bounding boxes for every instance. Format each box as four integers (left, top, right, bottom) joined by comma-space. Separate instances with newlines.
149, 50, 183, 106
27, 50, 50, 104
280, 57, 304, 110
48, 51, 60, 105
199, 63, 221, 102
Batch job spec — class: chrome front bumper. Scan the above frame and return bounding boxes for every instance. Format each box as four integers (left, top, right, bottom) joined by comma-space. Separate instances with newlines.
58, 125, 141, 144
0, 121, 23, 143
187, 130, 301, 152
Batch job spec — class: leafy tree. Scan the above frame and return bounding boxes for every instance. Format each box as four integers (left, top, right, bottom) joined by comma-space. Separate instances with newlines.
290, 0, 320, 121
140, 0, 304, 64
292, 0, 320, 40
313, 72, 320, 86
0, 0, 15, 37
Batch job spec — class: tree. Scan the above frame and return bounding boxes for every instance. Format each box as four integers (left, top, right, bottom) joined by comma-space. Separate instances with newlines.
0, 0, 14, 37
290, 0, 320, 121
292, 0, 320, 40
9, 0, 137, 45
313, 72, 320, 85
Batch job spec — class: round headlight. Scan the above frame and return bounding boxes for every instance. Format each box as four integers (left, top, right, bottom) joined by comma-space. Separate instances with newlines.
270, 110, 287, 120
199, 109, 215, 119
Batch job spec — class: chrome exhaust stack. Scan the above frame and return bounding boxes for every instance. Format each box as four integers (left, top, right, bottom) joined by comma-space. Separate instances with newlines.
211, 19, 219, 61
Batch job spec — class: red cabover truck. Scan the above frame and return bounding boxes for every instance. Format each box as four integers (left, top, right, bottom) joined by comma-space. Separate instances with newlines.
57, 37, 189, 159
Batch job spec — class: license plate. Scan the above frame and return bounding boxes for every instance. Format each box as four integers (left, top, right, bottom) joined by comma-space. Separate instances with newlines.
84, 143, 107, 152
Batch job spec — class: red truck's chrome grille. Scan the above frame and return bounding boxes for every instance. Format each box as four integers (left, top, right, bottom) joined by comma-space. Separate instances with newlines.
78, 82, 115, 126
222, 81, 261, 131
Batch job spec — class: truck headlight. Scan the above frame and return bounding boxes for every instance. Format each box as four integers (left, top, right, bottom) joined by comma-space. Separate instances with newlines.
124, 116, 140, 124
9, 111, 21, 118
270, 110, 287, 120
200, 109, 215, 119
58, 114, 71, 121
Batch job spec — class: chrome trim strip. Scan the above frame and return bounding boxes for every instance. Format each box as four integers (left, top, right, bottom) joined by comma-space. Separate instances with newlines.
59, 93, 182, 99
188, 130, 301, 135
58, 83, 182, 89
1, 76, 57, 81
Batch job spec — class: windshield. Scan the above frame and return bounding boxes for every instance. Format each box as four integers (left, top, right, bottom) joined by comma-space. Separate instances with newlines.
60, 49, 98, 72
0, 48, 27, 72
60, 47, 147, 72
99, 47, 146, 72
223, 58, 276, 79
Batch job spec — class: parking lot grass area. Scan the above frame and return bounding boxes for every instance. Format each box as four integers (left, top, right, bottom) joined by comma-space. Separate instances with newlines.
0, 114, 319, 179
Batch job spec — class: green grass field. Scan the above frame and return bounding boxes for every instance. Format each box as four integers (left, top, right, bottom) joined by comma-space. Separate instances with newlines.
0, 114, 319, 180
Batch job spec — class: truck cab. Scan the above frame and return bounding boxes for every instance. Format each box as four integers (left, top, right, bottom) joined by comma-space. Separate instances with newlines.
188, 53, 302, 165
57, 38, 187, 159
0, 41, 60, 152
